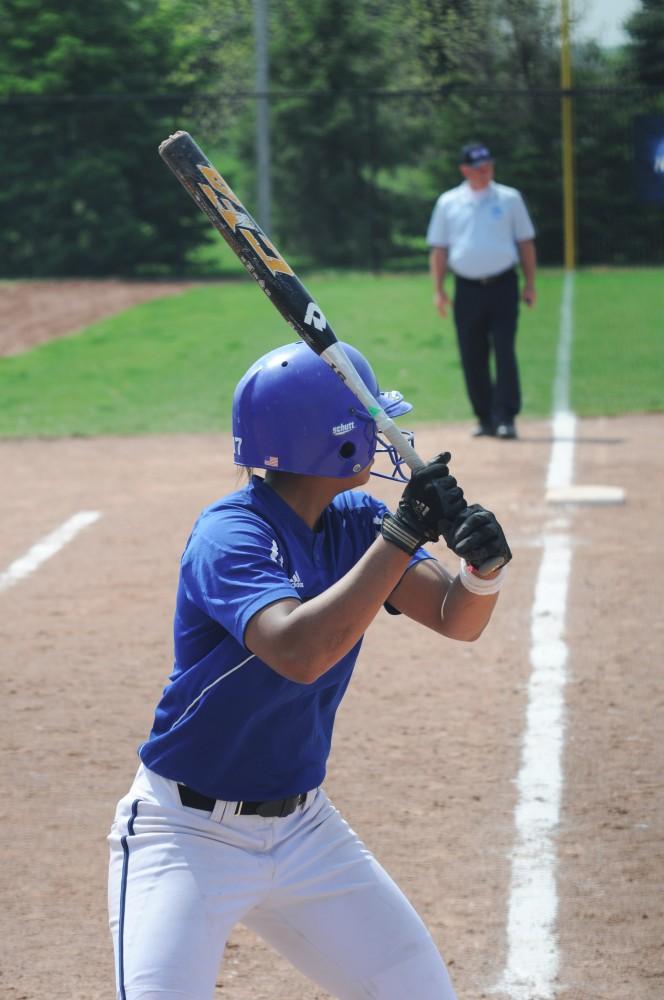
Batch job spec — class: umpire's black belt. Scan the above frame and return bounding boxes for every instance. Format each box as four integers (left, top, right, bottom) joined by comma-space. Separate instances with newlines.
455, 267, 516, 286
178, 782, 308, 818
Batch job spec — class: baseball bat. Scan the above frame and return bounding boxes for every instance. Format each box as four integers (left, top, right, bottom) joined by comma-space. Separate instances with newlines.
158, 130, 422, 471
158, 130, 504, 573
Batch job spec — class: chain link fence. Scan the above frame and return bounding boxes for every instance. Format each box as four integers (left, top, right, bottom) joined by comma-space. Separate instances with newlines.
1, 86, 662, 276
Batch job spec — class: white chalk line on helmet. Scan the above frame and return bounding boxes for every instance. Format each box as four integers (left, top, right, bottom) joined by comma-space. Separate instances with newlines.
0, 510, 102, 594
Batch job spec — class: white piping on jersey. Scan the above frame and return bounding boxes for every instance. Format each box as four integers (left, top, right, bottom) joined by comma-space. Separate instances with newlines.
171, 653, 256, 729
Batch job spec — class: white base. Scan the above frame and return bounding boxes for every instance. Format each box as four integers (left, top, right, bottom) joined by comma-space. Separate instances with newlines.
546, 484, 625, 505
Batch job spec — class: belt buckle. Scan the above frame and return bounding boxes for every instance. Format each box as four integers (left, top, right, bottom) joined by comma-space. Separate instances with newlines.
257, 798, 287, 818
256, 793, 305, 818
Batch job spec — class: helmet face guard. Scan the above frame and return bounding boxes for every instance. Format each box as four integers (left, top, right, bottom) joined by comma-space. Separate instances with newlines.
232, 341, 415, 480
372, 427, 416, 482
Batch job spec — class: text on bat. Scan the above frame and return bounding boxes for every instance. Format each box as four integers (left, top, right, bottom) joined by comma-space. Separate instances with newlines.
197, 164, 293, 277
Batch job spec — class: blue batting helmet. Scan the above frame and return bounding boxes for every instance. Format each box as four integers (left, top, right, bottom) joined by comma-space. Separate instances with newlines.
232, 341, 413, 479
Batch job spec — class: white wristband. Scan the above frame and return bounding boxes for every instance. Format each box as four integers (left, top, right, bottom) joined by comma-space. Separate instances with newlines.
458, 558, 508, 595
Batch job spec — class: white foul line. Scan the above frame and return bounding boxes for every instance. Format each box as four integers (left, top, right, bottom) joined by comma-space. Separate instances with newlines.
497, 272, 576, 999
0, 510, 102, 593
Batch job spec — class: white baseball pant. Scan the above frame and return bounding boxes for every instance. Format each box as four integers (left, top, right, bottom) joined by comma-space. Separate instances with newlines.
108, 763, 457, 1000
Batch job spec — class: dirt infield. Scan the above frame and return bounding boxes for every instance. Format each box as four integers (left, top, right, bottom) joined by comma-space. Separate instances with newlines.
0, 279, 194, 356
1, 283, 663, 999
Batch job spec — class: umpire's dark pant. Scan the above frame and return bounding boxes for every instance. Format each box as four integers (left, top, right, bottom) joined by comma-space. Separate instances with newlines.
453, 268, 520, 427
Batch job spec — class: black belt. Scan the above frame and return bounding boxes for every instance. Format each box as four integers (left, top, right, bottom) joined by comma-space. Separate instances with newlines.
178, 782, 308, 818
456, 267, 515, 285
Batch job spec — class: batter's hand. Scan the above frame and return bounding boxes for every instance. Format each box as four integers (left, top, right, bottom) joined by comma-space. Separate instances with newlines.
381, 452, 467, 555
522, 285, 536, 307
447, 504, 512, 571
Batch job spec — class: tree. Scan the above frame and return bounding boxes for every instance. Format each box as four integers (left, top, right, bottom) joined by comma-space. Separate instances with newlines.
268, 0, 402, 268
0, 0, 208, 276
399, 0, 495, 88
625, 0, 664, 87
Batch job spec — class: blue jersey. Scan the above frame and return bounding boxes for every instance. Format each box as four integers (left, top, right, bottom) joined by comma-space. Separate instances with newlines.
140, 475, 430, 800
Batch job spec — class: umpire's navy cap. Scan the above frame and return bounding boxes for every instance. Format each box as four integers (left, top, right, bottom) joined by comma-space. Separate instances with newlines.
460, 142, 493, 166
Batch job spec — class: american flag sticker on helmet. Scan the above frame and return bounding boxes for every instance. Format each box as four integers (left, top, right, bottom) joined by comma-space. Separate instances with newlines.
264, 456, 279, 468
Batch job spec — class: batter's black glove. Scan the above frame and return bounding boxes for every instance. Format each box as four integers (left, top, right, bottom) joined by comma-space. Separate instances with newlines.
447, 504, 512, 571
381, 452, 467, 555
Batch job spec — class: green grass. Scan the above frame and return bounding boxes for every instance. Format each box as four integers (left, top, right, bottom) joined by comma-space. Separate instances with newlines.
572, 269, 664, 415
0, 269, 661, 437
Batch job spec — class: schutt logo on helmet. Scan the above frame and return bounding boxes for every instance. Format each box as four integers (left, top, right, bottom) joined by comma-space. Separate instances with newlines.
332, 421, 356, 436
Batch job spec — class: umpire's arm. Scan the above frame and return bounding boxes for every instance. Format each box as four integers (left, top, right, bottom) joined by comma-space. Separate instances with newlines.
518, 238, 537, 306
429, 246, 451, 317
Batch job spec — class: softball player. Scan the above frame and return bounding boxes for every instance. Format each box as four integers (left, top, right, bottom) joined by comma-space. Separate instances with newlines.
108, 340, 511, 1000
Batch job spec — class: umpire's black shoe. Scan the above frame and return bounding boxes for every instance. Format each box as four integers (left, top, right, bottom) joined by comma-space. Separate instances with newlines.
495, 422, 517, 439
472, 423, 495, 437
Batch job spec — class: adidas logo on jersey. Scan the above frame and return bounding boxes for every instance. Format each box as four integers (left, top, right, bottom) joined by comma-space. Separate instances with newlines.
290, 570, 304, 589
332, 421, 355, 436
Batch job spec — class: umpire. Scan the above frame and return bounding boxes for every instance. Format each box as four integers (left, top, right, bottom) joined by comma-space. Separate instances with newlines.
427, 142, 537, 439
